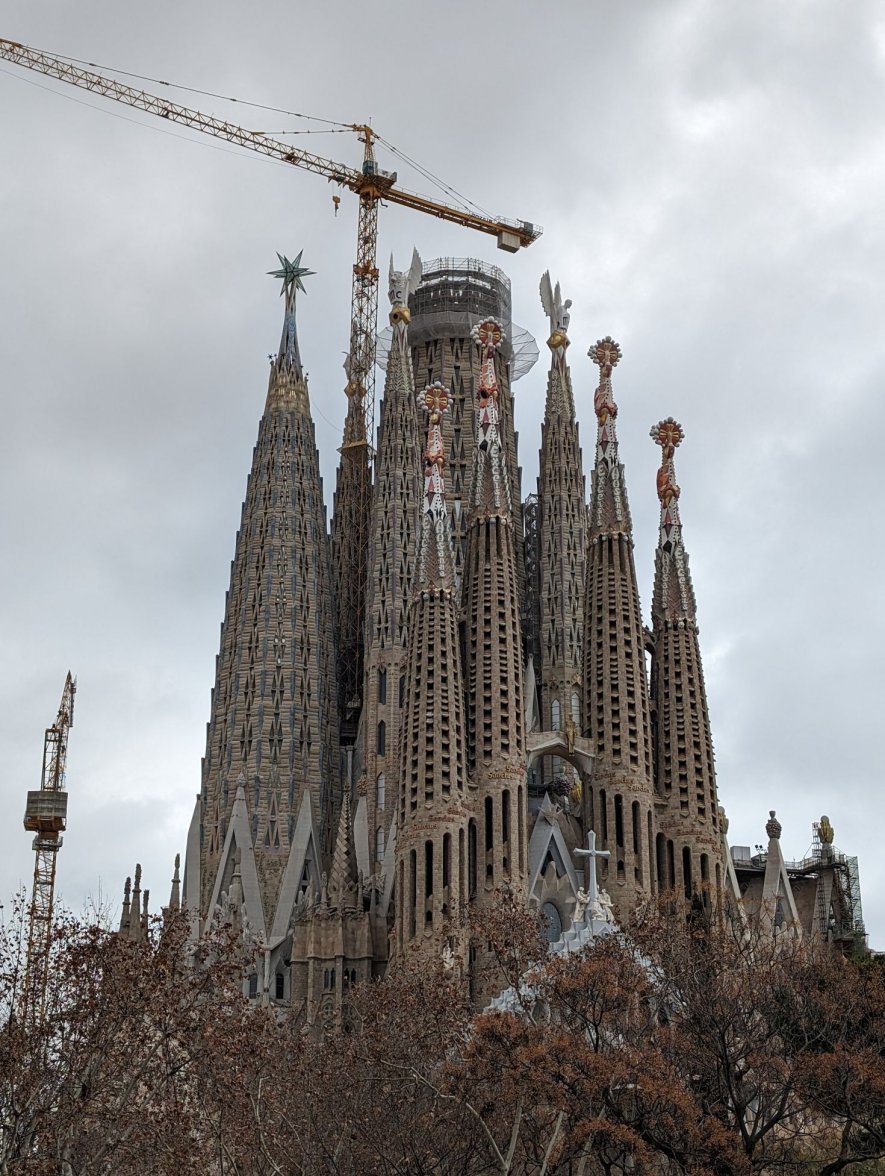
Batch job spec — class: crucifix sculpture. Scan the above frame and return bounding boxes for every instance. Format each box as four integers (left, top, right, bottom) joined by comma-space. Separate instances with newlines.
573, 829, 610, 908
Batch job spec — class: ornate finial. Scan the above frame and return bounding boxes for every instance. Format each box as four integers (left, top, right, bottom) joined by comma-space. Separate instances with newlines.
420, 382, 450, 513
133, 863, 142, 889
422, 380, 450, 423
589, 336, 621, 373
819, 815, 834, 845
591, 337, 621, 427
539, 271, 571, 349
718, 805, 729, 835
651, 417, 684, 453
651, 418, 684, 507
766, 810, 782, 841
471, 317, 505, 352
268, 250, 314, 297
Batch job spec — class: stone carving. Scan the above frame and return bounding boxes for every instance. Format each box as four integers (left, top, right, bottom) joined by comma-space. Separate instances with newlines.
539, 271, 572, 346
388, 248, 423, 313
590, 888, 614, 924
766, 810, 782, 841
573, 886, 591, 924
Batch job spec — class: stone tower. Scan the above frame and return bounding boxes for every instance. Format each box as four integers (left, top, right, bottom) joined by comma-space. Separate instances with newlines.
395, 382, 470, 960
582, 338, 656, 921
648, 419, 723, 903
356, 252, 423, 892
193, 255, 339, 945
331, 342, 373, 747
463, 319, 528, 910
534, 273, 586, 778
406, 258, 528, 587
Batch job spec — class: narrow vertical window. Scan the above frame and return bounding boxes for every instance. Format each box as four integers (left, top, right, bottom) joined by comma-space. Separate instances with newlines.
378, 668, 387, 704
377, 720, 386, 756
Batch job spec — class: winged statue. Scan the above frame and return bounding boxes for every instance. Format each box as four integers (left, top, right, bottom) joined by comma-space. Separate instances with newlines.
389, 248, 424, 309
539, 270, 572, 340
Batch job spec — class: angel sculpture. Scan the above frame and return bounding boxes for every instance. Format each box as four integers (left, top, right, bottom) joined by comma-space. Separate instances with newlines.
539, 270, 572, 343
388, 248, 423, 309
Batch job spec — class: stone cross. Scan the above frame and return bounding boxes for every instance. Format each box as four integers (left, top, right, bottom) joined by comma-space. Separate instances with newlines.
573, 829, 610, 907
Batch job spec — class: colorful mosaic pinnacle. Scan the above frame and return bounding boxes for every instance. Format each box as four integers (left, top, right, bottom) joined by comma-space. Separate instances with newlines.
651, 417, 684, 509
590, 336, 621, 428
421, 381, 449, 515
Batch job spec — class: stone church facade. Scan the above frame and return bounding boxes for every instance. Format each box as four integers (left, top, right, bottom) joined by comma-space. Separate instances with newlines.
164, 253, 863, 1023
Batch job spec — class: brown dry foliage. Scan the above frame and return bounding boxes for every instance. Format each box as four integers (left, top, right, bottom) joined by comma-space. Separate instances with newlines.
1, 891, 883, 1174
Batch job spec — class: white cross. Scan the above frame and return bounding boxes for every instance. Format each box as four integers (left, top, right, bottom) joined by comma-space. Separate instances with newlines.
573, 829, 610, 907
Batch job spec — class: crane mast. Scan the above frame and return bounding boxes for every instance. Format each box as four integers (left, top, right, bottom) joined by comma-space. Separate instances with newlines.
22, 672, 76, 1022
0, 36, 541, 737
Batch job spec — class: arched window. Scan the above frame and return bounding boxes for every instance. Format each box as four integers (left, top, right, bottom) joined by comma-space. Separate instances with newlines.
378, 668, 387, 704
275, 972, 285, 1000
571, 691, 580, 727
248, 974, 258, 999
377, 720, 386, 756
375, 826, 385, 863
542, 902, 562, 943
377, 772, 386, 810
551, 700, 561, 730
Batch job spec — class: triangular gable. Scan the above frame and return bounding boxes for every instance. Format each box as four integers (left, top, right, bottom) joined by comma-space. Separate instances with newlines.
270, 788, 322, 942
208, 780, 268, 941
761, 836, 802, 939
721, 833, 749, 930
381, 812, 397, 916
528, 794, 580, 901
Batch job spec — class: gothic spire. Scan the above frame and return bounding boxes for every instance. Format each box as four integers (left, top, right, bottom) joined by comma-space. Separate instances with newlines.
535, 274, 585, 757
649, 420, 723, 903
168, 853, 181, 913
582, 340, 655, 922
463, 318, 527, 914
357, 251, 423, 880
416, 382, 457, 594
194, 254, 339, 929
650, 418, 697, 623
266, 252, 314, 413
395, 381, 469, 957
588, 337, 632, 536
327, 786, 359, 911
468, 318, 512, 519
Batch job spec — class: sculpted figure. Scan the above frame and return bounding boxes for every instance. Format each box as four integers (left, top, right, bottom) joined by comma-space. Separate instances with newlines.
597, 888, 614, 924
388, 248, 423, 309
539, 270, 572, 341
573, 887, 590, 924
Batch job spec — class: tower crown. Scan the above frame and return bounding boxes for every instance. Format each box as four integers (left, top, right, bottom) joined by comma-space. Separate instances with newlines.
469, 318, 512, 519
650, 417, 697, 623
416, 382, 457, 595
588, 337, 631, 536
267, 251, 314, 411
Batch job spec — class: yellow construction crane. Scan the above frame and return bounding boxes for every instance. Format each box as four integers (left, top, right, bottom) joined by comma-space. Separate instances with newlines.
0, 37, 541, 729
22, 671, 76, 1023
0, 38, 541, 452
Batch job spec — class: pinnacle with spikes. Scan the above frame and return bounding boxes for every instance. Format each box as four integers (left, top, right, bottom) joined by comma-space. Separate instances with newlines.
268, 251, 314, 397
416, 382, 457, 594
327, 789, 358, 911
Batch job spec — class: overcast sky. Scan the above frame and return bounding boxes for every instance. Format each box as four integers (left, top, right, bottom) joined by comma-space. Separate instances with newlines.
1, 1, 883, 945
